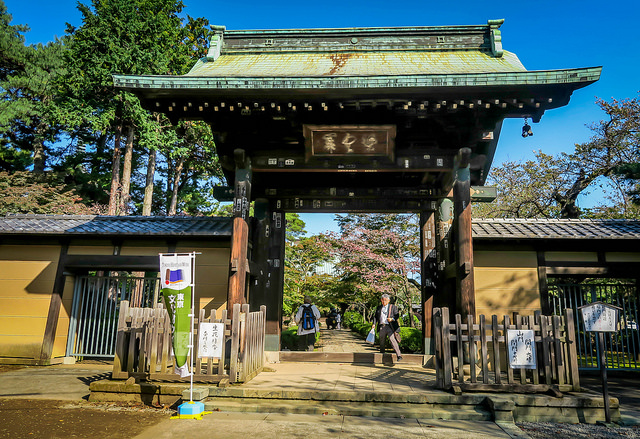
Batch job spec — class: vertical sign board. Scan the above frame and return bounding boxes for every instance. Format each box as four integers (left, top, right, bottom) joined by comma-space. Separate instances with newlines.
198, 322, 225, 358
578, 301, 621, 424
160, 253, 194, 378
507, 329, 536, 369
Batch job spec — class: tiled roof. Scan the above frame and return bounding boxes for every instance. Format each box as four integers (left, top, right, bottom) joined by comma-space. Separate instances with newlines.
186, 50, 526, 78
473, 218, 640, 240
0, 214, 233, 237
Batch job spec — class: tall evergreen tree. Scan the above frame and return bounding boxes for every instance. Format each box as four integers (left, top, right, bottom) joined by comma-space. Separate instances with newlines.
62, 0, 218, 215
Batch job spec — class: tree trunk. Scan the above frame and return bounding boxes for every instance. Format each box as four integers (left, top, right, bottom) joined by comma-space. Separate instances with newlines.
108, 124, 122, 215
32, 139, 46, 174
142, 147, 156, 216
168, 156, 185, 215
118, 125, 134, 215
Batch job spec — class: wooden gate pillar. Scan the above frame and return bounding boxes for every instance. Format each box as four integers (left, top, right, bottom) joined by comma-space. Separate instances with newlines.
227, 149, 251, 310
263, 204, 285, 351
453, 147, 476, 318
420, 208, 438, 355
249, 198, 269, 312
437, 197, 455, 312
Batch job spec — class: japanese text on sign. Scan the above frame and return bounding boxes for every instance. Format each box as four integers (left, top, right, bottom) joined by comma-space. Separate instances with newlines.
581, 303, 619, 332
507, 329, 537, 369
198, 322, 224, 358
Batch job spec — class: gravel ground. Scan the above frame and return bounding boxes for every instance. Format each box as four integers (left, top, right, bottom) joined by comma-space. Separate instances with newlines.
517, 421, 640, 438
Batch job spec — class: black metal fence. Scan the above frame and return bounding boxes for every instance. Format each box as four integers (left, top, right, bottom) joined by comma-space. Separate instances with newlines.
549, 283, 640, 370
66, 275, 160, 358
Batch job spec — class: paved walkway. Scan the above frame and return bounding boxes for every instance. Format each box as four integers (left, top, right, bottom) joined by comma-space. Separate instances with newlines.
315, 327, 379, 353
1, 328, 640, 438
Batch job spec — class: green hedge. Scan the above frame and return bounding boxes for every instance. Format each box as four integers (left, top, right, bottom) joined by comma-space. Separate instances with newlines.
343, 312, 423, 353
280, 325, 320, 351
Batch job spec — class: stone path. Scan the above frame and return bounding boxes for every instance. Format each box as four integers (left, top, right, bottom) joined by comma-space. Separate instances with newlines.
315, 326, 378, 353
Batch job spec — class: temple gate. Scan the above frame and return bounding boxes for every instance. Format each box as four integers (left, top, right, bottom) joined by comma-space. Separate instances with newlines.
115, 19, 600, 352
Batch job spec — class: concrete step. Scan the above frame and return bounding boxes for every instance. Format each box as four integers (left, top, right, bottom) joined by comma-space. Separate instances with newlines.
202, 385, 491, 420
279, 351, 425, 365
203, 396, 492, 420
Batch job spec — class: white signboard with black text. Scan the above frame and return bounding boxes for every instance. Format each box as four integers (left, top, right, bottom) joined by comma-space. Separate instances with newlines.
580, 303, 619, 333
197, 322, 224, 358
507, 329, 536, 369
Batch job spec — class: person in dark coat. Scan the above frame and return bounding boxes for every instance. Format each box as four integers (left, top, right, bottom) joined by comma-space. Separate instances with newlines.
372, 293, 402, 361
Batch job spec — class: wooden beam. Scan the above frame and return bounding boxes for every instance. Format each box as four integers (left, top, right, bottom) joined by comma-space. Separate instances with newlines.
545, 261, 640, 276
270, 197, 435, 213
40, 243, 69, 361
64, 255, 159, 271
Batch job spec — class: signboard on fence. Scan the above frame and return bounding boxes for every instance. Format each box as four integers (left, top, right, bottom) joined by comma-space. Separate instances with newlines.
579, 302, 620, 333
198, 322, 224, 358
160, 253, 194, 378
507, 329, 536, 369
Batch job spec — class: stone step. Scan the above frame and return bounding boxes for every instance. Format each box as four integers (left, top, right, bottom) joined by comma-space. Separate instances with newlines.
203, 396, 492, 420
279, 351, 425, 365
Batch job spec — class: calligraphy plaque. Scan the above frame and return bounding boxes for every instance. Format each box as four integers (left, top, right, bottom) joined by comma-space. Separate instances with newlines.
507, 329, 536, 369
198, 322, 225, 358
304, 125, 396, 162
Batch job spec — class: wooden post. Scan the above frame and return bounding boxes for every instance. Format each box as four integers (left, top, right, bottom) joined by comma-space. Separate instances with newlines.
40, 243, 69, 363
433, 308, 444, 388
229, 303, 241, 383
565, 308, 581, 391
228, 217, 249, 308
453, 147, 476, 319
227, 149, 252, 310
537, 251, 551, 315
442, 307, 452, 388
420, 209, 438, 355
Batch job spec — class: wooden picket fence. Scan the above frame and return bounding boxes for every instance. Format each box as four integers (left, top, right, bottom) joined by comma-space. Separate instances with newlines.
432, 307, 580, 393
112, 301, 266, 384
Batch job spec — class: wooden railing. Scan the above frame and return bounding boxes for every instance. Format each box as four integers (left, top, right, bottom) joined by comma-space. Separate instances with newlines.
432, 307, 580, 393
113, 301, 266, 384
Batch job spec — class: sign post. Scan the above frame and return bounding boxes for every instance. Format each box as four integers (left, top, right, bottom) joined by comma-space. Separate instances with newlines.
160, 252, 209, 420
578, 301, 621, 424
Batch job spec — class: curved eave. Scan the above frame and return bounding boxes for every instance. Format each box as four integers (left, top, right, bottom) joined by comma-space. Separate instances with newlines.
113, 67, 601, 99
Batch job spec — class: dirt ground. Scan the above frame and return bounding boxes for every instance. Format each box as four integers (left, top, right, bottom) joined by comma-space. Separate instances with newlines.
0, 364, 170, 438
0, 398, 171, 439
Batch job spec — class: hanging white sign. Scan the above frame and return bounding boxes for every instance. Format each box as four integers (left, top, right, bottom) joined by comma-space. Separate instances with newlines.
197, 322, 224, 358
507, 329, 536, 369
580, 303, 619, 333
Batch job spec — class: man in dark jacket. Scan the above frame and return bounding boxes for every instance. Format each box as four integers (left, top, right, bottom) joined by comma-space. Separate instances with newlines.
372, 294, 402, 361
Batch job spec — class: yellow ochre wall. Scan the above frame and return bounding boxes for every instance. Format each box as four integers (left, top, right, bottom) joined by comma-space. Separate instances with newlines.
473, 251, 540, 318
0, 245, 61, 360
0, 240, 230, 362
175, 244, 231, 317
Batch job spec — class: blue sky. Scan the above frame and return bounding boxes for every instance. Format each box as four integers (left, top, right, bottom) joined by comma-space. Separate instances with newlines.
5, 0, 639, 234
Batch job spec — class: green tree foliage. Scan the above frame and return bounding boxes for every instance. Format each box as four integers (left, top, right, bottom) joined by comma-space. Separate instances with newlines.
323, 214, 421, 327
0, 40, 68, 174
54, 0, 223, 215
0, 1, 63, 173
283, 214, 336, 317
474, 95, 640, 219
